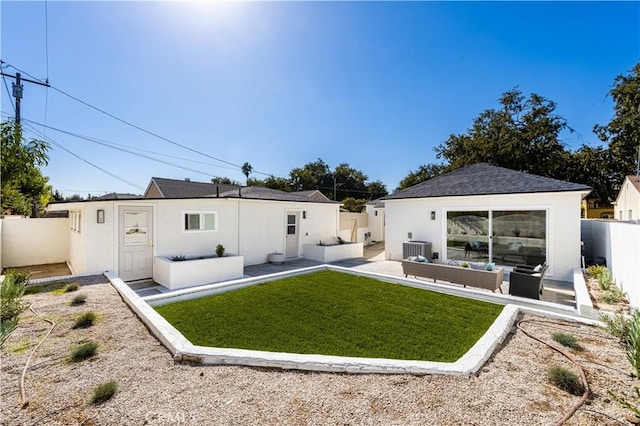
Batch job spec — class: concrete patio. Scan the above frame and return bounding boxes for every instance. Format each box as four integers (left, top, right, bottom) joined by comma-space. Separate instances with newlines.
11, 242, 575, 307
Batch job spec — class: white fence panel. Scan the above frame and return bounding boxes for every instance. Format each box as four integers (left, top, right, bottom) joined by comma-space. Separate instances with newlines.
585, 220, 640, 308
1, 217, 70, 268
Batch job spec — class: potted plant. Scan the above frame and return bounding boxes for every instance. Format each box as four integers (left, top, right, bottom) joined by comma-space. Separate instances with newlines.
215, 244, 225, 257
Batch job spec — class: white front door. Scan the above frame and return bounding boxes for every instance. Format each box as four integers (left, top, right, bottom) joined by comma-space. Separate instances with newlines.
285, 211, 299, 259
119, 206, 153, 281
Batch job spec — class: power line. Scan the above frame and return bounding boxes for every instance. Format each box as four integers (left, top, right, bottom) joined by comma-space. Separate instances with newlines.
24, 118, 239, 171
44, 0, 50, 81
1, 61, 275, 177
24, 123, 144, 190
2, 74, 15, 114
23, 118, 237, 177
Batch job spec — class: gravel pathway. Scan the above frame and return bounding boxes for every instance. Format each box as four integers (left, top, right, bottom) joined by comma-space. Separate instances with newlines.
0, 276, 635, 425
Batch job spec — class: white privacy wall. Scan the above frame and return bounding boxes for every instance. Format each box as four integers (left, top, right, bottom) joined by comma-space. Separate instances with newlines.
384, 192, 584, 281
1, 217, 70, 268
587, 220, 640, 308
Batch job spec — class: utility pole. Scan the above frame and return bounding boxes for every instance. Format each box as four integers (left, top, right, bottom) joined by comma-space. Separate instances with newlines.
1, 66, 50, 123
13, 73, 22, 123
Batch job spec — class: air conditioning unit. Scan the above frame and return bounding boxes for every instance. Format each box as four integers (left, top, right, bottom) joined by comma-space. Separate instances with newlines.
403, 241, 432, 259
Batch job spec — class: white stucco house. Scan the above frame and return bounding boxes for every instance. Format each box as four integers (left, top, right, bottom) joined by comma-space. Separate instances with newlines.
614, 175, 640, 222
47, 178, 340, 282
382, 163, 591, 281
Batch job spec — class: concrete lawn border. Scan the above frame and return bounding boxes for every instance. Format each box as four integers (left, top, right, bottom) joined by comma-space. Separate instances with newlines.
106, 265, 601, 376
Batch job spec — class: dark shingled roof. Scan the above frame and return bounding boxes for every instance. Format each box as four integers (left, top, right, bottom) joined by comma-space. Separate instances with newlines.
383, 163, 591, 200
95, 192, 142, 200
147, 177, 240, 198
217, 186, 339, 203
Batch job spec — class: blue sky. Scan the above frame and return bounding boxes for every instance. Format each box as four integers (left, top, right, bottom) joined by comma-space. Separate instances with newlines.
1, 1, 639, 197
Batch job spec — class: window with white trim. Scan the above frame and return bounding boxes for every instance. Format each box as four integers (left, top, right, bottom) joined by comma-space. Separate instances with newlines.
183, 212, 217, 232
70, 210, 82, 233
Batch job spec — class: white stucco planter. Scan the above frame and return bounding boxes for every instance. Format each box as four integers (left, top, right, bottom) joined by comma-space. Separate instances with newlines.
303, 242, 363, 263
153, 255, 244, 290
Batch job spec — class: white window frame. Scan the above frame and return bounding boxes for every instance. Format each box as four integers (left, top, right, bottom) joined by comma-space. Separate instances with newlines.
70, 210, 82, 233
183, 211, 217, 232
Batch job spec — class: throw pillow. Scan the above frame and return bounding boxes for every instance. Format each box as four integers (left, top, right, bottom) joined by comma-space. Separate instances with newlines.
417, 255, 428, 263
486, 263, 495, 271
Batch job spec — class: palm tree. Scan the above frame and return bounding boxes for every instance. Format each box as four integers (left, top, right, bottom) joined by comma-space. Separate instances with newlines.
241, 162, 253, 185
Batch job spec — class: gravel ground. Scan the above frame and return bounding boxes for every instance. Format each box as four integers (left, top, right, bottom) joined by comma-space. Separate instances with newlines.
584, 273, 630, 314
1, 275, 637, 425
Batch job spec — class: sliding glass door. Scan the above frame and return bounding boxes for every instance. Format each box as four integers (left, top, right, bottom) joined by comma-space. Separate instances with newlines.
446, 211, 489, 261
446, 209, 546, 267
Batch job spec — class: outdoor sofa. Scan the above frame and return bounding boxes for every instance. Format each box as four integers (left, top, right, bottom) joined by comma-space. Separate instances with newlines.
401, 259, 504, 292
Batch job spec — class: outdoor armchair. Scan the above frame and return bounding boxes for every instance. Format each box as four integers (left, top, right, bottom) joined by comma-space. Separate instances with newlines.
508, 262, 548, 300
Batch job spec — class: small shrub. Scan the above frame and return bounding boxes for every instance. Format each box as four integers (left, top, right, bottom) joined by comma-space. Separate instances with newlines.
91, 380, 117, 404
548, 366, 585, 396
1, 274, 26, 321
552, 332, 583, 351
171, 255, 186, 261
4, 269, 30, 286
73, 311, 97, 329
0, 318, 19, 348
597, 268, 613, 291
70, 341, 98, 362
64, 283, 79, 293
627, 310, 640, 378
602, 287, 627, 304
600, 312, 632, 343
587, 264, 607, 279
70, 294, 87, 306
215, 244, 225, 257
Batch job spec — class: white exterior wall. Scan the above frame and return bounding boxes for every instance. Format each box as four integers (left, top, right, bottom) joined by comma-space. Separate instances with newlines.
153, 199, 239, 259
238, 200, 339, 266
1, 217, 70, 268
48, 197, 340, 275
63, 201, 118, 274
615, 177, 640, 222
365, 206, 385, 242
384, 192, 584, 281
587, 220, 640, 308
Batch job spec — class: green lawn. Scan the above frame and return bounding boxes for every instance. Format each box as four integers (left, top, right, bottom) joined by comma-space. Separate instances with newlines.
155, 270, 504, 362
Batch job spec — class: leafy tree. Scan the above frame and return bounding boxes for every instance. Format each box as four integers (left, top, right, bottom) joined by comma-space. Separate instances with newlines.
366, 180, 388, 200
258, 175, 291, 192
594, 62, 640, 190
564, 145, 615, 204
51, 189, 64, 201
1, 121, 51, 216
332, 163, 368, 201
241, 162, 253, 185
210, 176, 241, 185
288, 158, 331, 192
66, 194, 84, 201
341, 197, 368, 213
434, 88, 571, 178
397, 164, 448, 191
